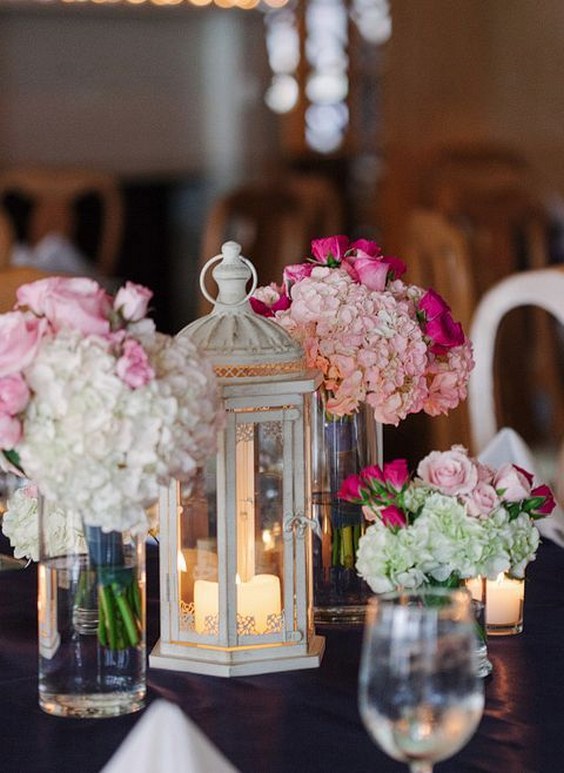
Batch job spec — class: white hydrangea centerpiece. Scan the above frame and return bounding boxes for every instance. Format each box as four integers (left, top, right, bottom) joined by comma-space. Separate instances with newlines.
339, 445, 556, 593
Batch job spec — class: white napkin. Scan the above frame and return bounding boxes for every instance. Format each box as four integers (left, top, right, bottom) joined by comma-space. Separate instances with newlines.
11, 233, 97, 277
101, 700, 240, 773
478, 426, 564, 547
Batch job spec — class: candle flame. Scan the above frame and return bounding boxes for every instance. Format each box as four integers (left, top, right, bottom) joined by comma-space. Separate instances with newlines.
177, 550, 187, 573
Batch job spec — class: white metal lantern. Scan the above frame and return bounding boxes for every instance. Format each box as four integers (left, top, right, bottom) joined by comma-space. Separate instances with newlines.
150, 241, 325, 676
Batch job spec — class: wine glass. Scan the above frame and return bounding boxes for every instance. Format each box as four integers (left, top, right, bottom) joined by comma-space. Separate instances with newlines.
358, 588, 484, 773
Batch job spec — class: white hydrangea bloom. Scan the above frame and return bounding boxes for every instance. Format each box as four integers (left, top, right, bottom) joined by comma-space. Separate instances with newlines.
16, 328, 222, 534
2, 485, 84, 561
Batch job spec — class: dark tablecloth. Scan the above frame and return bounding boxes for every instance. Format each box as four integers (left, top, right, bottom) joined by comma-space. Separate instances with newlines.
2, 537, 564, 773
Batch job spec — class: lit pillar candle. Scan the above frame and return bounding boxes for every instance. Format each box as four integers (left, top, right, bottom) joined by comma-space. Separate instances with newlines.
485, 573, 524, 631
194, 574, 281, 634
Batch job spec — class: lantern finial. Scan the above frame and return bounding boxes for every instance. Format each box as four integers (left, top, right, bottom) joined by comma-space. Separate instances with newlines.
179, 241, 306, 376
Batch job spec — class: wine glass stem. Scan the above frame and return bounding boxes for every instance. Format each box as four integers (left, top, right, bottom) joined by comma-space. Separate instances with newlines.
409, 762, 433, 773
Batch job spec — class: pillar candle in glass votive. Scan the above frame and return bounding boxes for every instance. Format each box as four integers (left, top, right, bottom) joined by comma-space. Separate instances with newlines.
485, 573, 524, 635
194, 574, 281, 635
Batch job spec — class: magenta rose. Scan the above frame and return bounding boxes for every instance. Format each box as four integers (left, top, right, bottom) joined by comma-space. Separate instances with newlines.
0, 312, 48, 378
114, 282, 153, 322
383, 459, 410, 489
493, 463, 532, 502
348, 238, 382, 257
0, 413, 22, 449
419, 289, 465, 352
250, 294, 291, 318
530, 484, 556, 515
417, 446, 478, 496
338, 474, 365, 501
17, 277, 112, 336
116, 339, 155, 389
381, 504, 407, 528
310, 235, 350, 265
0, 374, 30, 416
360, 465, 385, 487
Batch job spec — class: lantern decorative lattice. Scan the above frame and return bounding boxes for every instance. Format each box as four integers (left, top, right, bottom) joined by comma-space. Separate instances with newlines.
150, 241, 325, 676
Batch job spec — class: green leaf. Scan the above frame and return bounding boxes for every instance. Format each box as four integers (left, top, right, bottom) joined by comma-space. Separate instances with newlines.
2, 449, 24, 474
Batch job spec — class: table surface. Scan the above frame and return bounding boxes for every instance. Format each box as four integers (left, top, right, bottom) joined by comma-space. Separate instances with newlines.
2, 537, 564, 773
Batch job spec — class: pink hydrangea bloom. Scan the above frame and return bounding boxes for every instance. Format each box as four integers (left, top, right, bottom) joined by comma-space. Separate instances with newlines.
252, 235, 473, 425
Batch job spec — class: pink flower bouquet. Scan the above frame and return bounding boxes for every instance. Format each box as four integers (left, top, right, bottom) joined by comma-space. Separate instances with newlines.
339, 445, 556, 593
251, 235, 474, 424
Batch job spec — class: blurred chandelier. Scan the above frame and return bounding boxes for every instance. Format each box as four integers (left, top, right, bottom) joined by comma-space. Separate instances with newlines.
4, 0, 289, 7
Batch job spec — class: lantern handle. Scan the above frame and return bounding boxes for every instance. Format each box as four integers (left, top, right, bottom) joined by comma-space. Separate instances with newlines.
199, 241, 258, 308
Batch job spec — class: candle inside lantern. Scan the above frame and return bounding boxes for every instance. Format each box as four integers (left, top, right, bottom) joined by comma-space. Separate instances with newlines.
194, 574, 281, 634
485, 573, 524, 634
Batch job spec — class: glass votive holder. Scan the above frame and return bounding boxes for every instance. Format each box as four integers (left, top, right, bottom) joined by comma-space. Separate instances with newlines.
483, 573, 524, 636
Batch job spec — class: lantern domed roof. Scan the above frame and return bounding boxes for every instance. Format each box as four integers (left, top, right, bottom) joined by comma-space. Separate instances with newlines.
178, 241, 306, 380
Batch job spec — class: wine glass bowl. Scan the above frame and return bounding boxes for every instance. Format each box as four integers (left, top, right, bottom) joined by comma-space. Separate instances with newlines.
358, 588, 484, 773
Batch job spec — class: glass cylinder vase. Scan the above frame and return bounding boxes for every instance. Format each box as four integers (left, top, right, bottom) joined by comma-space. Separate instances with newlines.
38, 496, 146, 717
311, 388, 382, 625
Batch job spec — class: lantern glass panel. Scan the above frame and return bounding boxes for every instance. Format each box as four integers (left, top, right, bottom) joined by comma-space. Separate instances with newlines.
235, 418, 285, 635
177, 460, 218, 631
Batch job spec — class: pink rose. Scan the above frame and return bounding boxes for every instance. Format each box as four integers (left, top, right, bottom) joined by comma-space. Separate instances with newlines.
381, 504, 407, 528
347, 257, 390, 291
116, 338, 155, 388
0, 374, 30, 415
0, 413, 22, 449
494, 463, 532, 502
310, 235, 350, 265
114, 282, 153, 322
0, 312, 48, 378
283, 263, 314, 293
17, 277, 112, 336
419, 289, 465, 352
417, 447, 478, 495
463, 481, 500, 517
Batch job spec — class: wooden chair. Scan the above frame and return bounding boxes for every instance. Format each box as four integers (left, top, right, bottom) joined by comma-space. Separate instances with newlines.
0, 166, 123, 277
0, 265, 56, 313
198, 182, 312, 315
468, 267, 564, 465
397, 209, 476, 455
426, 144, 550, 295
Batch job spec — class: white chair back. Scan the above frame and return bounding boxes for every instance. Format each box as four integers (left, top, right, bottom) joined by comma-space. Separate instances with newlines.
468, 267, 564, 452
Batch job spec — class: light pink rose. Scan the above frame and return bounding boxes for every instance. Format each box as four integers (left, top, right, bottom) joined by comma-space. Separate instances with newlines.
0, 374, 30, 415
463, 481, 500, 517
283, 263, 314, 293
116, 339, 155, 388
114, 282, 153, 322
417, 447, 479, 495
0, 413, 22, 449
347, 257, 390, 291
17, 277, 111, 336
494, 463, 532, 502
0, 312, 48, 378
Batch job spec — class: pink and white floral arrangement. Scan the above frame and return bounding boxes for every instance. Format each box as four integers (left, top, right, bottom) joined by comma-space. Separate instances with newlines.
339, 445, 556, 593
251, 235, 474, 424
0, 276, 222, 535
